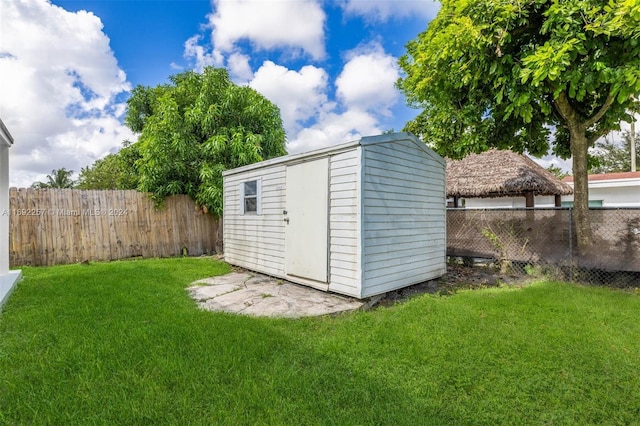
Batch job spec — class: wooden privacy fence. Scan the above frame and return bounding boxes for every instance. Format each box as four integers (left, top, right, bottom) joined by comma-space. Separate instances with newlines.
7, 188, 220, 267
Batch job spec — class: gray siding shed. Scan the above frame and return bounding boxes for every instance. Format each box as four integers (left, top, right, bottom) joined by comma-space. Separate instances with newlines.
222, 132, 446, 299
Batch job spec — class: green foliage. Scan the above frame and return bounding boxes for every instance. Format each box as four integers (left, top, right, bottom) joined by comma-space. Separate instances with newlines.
546, 164, 570, 179
77, 141, 141, 190
126, 67, 286, 215
2, 258, 640, 424
77, 155, 118, 189
398, 0, 640, 160
481, 227, 504, 254
586, 0, 640, 38
31, 168, 75, 189
589, 130, 640, 173
117, 140, 144, 189
398, 0, 640, 248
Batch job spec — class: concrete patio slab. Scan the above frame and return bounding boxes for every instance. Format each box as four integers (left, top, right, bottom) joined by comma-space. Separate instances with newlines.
187, 272, 363, 318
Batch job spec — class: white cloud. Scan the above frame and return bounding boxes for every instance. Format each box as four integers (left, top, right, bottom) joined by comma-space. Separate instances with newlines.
208, 0, 326, 59
182, 2, 404, 157
248, 44, 401, 155
0, 0, 133, 187
533, 155, 572, 175
338, 0, 440, 22
227, 52, 253, 83
287, 108, 382, 153
250, 61, 328, 136
336, 42, 400, 114
184, 35, 224, 72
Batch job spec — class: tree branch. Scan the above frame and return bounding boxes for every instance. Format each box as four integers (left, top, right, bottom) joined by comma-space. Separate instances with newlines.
583, 94, 614, 128
553, 91, 580, 125
587, 129, 607, 145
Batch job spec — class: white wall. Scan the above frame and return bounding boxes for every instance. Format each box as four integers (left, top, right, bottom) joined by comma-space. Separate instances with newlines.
0, 144, 9, 276
360, 134, 446, 298
223, 146, 363, 297
327, 149, 361, 297
223, 164, 287, 277
464, 195, 558, 209
1, 121, 21, 309
563, 178, 640, 207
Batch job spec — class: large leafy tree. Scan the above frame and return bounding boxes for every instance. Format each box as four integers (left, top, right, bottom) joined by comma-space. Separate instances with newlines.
77, 141, 141, 190
31, 168, 75, 189
398, 0, 640, 250
126, 67, 286, 215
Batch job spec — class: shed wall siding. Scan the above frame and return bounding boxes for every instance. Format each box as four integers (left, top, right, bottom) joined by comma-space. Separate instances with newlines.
223, 165, 286, 276
361, 139, 446, 297
328, 149, 361, 297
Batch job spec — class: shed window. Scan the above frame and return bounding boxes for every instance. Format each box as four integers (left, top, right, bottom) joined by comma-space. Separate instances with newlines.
240, 179, 261, 215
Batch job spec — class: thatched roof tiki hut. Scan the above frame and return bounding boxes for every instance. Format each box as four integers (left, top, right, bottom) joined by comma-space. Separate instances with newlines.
446, 149, 573, 208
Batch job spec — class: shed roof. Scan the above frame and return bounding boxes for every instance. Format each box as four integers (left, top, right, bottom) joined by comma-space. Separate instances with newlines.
223, 132, 442, 177
446, 149, 573, 198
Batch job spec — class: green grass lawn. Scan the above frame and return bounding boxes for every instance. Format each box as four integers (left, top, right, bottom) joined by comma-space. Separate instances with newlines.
1, 257, 639, 425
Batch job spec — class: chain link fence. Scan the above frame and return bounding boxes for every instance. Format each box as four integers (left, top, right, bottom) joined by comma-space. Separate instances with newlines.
446, 208, 640, 287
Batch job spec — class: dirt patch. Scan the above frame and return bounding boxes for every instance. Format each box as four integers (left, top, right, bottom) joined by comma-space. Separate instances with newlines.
227, 262, 535, 309
378, 263, 532, 306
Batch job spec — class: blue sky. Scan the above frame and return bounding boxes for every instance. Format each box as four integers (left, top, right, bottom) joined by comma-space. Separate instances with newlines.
0, 0, 445, 187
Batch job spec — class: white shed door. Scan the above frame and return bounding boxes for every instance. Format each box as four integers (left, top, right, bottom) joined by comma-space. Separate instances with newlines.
285, 158, 329, 283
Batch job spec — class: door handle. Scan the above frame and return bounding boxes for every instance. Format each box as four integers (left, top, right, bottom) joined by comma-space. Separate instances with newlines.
284, 217, 289, 224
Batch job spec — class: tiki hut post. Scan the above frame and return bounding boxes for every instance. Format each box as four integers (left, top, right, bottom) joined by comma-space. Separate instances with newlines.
525, 191, 534, 207
524, 190, 535, 223
554, 194, 562, 207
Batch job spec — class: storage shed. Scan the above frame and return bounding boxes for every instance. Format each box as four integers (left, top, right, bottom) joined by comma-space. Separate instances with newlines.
222, 132, 446, 299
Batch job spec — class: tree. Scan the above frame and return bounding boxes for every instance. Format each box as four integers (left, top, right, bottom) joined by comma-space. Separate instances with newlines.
397, 0, 640, 250
31, 168, 75, 189
546, 164, 570, 180
589, 131, 640, 174
113, 140, 142, 190
125, 67, 286, 215
77, 141, 141, 190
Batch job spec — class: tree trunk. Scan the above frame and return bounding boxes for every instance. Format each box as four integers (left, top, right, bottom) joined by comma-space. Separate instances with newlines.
554, 91, 598, 253
569, 130, 593, 251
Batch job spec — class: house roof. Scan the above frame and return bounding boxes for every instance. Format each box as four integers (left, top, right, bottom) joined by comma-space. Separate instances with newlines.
562, 171, 640, 183
0, 118, 14, 147
446, 149, 573, 198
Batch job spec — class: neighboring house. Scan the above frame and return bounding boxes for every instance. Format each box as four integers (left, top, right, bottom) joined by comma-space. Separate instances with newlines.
1, 118, 21, 309
561, 172, 640, 207
446, 149, 573, 208
222, 132, 446, 299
